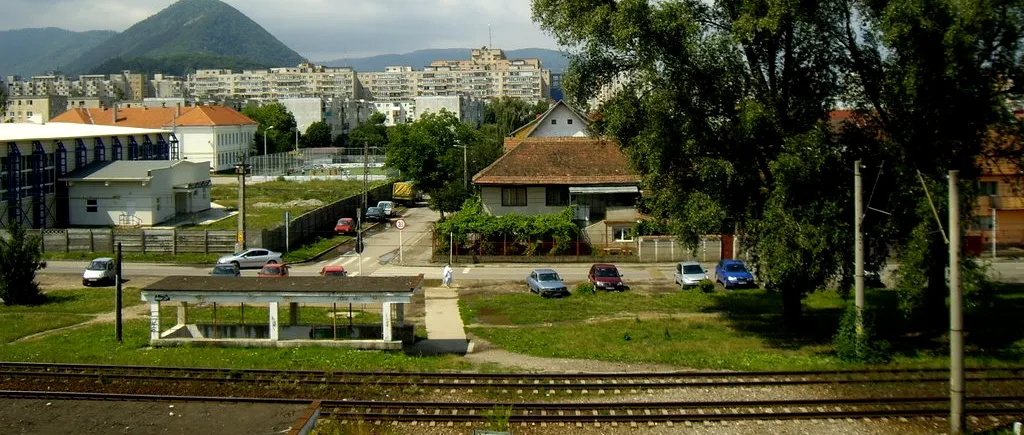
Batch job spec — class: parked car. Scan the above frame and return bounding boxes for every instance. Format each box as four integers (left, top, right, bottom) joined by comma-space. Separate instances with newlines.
377, 200, 396, 217
364, 206, 388, 222
674, 261, 709, 288
82, 257, 116, 286
588, 264, 625, 291
527, 268, 570, 298
714, 259, 756, 289
210, 264, 241, 277
319, 265, 347, 277
334, 218, 356, 234
258, 263, 290, 278
217, 248, 283, 269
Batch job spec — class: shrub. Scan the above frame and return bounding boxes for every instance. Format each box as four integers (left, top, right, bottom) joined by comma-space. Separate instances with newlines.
697, 279, 715, 293
575, 282, 596, 295
832, 303, 891, 364
0, 224, 46, 305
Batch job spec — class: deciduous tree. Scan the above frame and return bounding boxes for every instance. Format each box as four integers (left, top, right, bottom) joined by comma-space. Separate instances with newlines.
241, 103, 297, 154
302, 121, 332, 148
0, 224, 46, 306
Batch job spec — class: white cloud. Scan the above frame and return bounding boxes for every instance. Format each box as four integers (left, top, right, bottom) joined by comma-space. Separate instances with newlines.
0, 0, 560, 60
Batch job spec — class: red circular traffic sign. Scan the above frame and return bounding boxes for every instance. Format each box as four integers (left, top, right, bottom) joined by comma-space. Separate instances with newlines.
395, 219, 407, 230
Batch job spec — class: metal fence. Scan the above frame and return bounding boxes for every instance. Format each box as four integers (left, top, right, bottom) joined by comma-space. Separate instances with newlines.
636, 236, 724, 263
24, 229, 238, 254
247, 147, 390, 176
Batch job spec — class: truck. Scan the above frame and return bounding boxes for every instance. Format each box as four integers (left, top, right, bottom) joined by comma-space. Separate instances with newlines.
393, 181, 418, 207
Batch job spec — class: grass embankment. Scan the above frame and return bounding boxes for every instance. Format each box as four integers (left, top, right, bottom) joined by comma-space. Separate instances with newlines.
462, 285, 1024, 371
0, 288, 143, 343
204, 179, 383, 231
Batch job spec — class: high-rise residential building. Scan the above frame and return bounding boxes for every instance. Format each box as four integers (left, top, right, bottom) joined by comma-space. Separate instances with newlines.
3, 95, 69, 123
189, 63, 359, 101
4, 71, 184, 101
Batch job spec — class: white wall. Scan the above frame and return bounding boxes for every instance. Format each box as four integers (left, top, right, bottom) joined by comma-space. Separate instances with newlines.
177, 125, 254, 172
529, 105, 588, 137
480, 186, 566, 217
68, 181, 158, 226
280, 98, 325, 133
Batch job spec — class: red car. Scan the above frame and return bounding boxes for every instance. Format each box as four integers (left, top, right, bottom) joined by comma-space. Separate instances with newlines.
319, 265, 347, 277
588, 263, 625, 291
257, 263, 290, 278
335, 218, 355, 234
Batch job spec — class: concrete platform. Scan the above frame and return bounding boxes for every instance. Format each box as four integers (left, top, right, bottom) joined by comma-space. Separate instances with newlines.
412, 286, 472, 355
150, 338, 404, 350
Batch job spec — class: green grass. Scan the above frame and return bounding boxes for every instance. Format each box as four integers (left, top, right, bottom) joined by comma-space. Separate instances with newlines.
42, 251, 221, 264
463, 286, 1024, 371
202, 180, 382, 231
283, 235, 352, 263
0, 313, 93, 343
0, 320, 474, 372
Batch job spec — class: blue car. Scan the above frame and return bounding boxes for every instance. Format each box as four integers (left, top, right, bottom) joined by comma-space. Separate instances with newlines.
527, 268, 570, 298
714, 259, 755, 289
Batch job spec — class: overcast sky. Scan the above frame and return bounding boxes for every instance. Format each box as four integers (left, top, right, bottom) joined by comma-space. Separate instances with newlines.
1, 0, 563, 61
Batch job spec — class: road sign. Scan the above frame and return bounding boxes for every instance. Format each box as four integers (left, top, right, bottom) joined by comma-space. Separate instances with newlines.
395, 219, 407, 230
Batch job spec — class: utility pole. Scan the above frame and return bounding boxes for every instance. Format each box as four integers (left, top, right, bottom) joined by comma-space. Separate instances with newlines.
991, 206, 997, 259
462, 142, 468, 190
235, 155, 250, 252
949, 169, 965, 434
294, 127, 299, 152
854, 160, 865, 336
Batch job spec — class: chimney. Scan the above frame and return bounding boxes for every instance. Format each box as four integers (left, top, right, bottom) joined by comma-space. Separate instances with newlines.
176, 102, 181, 118
113, 104, 118, 123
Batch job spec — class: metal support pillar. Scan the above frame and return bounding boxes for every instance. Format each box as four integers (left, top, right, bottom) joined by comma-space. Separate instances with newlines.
382, 302, 393, 341
269, 302, 280, 341
854, 160, 865, 335
949, 170, 965, 434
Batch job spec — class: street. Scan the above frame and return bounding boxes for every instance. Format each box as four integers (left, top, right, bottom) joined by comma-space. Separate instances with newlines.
39, 205, 1024, 284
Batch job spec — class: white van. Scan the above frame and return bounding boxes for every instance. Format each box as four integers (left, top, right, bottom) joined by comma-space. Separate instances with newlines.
82, 257, 117, 286
377, 200, 395, 217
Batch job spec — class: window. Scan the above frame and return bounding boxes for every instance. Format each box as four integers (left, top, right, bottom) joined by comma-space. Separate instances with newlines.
550, 119, 557, 125
26, 111, 33, 117
501, 187, 528, 206
156, 197, 161, 211
545, 187, 569, 206
614, 226, 633, 242
567, 119, 573, 125
979, 181, 998, 196
86, 199, 97, 213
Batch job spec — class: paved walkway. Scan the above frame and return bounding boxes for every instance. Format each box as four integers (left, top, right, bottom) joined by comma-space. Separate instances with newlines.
412, 286, 471, 355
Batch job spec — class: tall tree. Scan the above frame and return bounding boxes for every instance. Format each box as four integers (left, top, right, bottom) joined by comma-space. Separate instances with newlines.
349, 112, 389, 152
836, 0, 1024, 325
0, 224, 46, 305
386, 110, 480, 217
241, 103, 297, 154
533, 0, 852, 326
302, 121, 332, 148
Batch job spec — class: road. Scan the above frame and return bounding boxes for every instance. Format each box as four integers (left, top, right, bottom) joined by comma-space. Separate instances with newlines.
40, 205, 1024, 284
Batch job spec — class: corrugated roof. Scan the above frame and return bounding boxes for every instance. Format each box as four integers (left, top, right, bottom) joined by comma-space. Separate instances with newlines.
61, 160, 187, 181
0, 122, 171, 142
50, 106, 257, 129
473, 137, 640, 185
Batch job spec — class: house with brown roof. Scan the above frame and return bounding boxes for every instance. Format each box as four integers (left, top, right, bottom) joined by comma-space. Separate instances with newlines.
51, 105, 258, 172
472, 136, 642, 249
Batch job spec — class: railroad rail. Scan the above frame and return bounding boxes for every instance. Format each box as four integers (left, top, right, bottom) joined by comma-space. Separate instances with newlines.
2, 390, 1023, 425
1, 362, 1022, 392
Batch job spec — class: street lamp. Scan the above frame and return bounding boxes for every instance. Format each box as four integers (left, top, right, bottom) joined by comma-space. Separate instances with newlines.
293, 126, 299, 152
263, 125, 274, 156
454, 140, 467, 190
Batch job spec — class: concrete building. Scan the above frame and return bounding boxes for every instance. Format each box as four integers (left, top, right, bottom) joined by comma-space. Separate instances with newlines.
356, 67, 416, 102
62, 160, 211, 227
66, 96, 115, 111
5, 72, 186, 100
190, 63, 360, 102
0, 122, 173, 228
3, 95, 69, 123
279, 98, 325, 134
51, 105, 257, 172
150, 74, 185, 98
326, 98, 378, 140
372, 101, 414, 126
412, 95, 485, 127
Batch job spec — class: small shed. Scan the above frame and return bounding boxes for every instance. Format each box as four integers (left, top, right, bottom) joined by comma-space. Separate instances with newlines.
140, 275, 423, 349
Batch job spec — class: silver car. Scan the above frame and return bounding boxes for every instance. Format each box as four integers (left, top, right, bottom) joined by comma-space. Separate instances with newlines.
217, 248, 282, 269
673, 261, 709, 288
527, 268, 570, 298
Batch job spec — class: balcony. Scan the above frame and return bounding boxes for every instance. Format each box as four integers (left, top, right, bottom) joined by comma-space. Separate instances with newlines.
977, 195, 1024, 211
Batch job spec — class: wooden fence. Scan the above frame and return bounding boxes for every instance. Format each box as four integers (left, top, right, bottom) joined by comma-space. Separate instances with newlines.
33, 228, 238, 254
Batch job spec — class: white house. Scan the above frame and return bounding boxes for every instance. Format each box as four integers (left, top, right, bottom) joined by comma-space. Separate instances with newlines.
508, 100, 590, 140
51, 105, 258, 172
61, 160, 211, 227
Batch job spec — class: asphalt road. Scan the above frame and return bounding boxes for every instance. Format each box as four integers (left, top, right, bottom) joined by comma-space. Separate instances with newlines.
39, 204, 1024, 285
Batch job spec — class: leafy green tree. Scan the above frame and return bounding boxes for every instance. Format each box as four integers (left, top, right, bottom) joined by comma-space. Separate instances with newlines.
533, 0, 852, 327
241, 103, 297, 154
302, 121, 332, 148
386, 110, 478, 217
835, 0, 1024, 326
0, 224, 46, 305
349, 112, 389, 151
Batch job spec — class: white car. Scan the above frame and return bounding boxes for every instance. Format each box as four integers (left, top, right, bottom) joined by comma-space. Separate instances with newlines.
82, 257, 117, 286
673, 261, 709, 288
217, 249, 283, 269
377, 200, 395, 217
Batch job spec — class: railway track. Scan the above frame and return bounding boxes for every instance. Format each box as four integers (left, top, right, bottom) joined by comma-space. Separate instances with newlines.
3, 390, 1023, 425
2, 362, 1022, 392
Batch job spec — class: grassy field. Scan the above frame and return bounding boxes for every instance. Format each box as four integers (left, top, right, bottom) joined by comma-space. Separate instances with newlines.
0, 288, 144, 343
0, 320, 474, 372
462, 285, 1024, 371
202, 179, 381, 231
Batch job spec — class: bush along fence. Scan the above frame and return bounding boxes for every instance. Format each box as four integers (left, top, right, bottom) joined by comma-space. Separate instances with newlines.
29, 228, 238, 254
252, 182, 393, 252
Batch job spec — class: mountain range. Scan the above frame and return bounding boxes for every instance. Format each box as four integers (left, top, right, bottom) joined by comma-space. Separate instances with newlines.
0, 0, 568, 78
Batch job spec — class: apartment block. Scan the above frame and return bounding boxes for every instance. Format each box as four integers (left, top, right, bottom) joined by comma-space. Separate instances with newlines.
189, 63, 359, 101
412, 95, 485, 128
3, 95, 69, 123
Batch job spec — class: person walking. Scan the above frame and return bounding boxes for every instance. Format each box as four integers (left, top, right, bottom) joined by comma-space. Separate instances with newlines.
442, 263, 454, 288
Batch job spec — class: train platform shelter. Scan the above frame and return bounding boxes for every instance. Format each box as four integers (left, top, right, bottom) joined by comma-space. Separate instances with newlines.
140, 274, 423, 350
